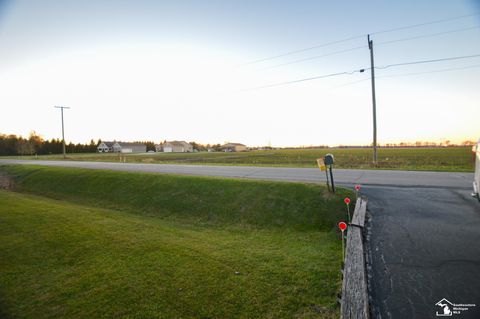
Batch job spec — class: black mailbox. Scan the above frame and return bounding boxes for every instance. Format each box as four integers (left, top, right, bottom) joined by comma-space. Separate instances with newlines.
324, 154, 334, 165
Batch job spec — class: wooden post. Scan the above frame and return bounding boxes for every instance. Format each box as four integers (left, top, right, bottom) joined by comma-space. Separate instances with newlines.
368, 35, 378, 165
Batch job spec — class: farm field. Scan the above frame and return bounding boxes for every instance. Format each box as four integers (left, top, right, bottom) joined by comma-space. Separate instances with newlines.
0, 165, 353, 318
1, 147, 474, 172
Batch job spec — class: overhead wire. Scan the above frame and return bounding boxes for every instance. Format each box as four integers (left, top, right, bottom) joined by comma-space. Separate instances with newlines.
376, 63, 480, 79
247, 53, 480, 90
256, 25, 480, 71
333, 63, 480, 88
258, 45, 366, 70
253, 24, 480, 71
245, 70, 362, 90
369, 12, 480, 35
376, 25, 480, 46
375, 53, 480, 69
241, 12, 480, 65
240, 35, 364, 66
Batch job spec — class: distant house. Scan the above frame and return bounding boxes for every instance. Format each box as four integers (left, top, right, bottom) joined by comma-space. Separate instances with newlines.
116, 142, 146, 153
222, 143, 247, 152
97, 142, 112, 152
97, 141, 146, 153
162, 141, 193, 153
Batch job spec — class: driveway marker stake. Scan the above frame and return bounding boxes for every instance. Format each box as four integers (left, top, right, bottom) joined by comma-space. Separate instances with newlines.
354, 184, 361, 200
344, 197, 351, 223
338, 222, 347, 262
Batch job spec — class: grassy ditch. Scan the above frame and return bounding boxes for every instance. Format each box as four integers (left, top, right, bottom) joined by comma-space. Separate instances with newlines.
0, 165, 353, 318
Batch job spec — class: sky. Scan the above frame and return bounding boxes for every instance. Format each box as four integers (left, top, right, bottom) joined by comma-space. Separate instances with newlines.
0, 0, 479, 147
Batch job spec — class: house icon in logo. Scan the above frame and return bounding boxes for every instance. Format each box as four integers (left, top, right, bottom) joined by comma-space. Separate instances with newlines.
436, 298, 454, 316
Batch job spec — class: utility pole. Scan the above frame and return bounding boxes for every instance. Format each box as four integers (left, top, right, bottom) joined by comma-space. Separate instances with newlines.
368, 34, 378, 165
54, 106, 70, 159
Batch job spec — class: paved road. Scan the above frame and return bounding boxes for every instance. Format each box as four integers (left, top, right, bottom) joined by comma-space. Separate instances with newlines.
0, 159, 473, 189
1, 159, 479, 318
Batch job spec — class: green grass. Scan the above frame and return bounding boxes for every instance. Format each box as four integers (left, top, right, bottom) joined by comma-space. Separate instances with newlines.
0, 165, 352, 318
1, 165, 351, 230
2, 147, 474, 172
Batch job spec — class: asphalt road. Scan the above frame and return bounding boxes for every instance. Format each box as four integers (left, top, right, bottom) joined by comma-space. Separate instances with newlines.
0, 159, 473, 189
1, 159, 479, 318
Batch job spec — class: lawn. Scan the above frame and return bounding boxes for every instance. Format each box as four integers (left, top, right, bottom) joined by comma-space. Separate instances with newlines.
1, 147, 474, 172
0, 165, 352, 318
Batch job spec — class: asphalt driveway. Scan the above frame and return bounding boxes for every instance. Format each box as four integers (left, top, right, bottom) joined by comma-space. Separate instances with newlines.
363, 186, 480, 319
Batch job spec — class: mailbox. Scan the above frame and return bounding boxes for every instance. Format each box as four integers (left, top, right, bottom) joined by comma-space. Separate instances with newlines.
323, 154, 335, 193
324, 154, 335, 165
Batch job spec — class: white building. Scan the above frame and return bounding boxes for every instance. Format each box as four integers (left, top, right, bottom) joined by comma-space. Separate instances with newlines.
97, 141, 146, 153
162, 141, 193, 153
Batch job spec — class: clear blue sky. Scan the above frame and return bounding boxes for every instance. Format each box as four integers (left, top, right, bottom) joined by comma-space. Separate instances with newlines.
1, 0, 479, 146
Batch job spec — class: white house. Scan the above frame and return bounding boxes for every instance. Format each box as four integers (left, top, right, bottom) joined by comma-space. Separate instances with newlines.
162, 141, 193, 153
97, 142, 111, 152
116, 142, 146, 153
97, 141, 146, 153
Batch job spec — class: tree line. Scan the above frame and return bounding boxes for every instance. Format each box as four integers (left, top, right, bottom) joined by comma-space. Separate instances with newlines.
0, 132, 226, 156
0, 132, 99, 156
1, 131, 475, 156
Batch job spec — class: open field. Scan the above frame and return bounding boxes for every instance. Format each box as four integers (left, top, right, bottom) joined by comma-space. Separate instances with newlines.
0, 165, 352, 318
1, 147, 474, 172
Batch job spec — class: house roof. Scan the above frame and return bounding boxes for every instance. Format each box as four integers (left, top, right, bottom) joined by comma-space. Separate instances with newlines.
165, 141, 191, 147
97, 141, 145, 148
98, 141, 114, 147
116, 142, 146, 148
223, 143, 246, 147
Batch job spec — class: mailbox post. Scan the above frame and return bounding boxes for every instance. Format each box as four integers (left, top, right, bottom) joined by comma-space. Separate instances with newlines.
324, 154, 335, 193
316, 158, 330, 191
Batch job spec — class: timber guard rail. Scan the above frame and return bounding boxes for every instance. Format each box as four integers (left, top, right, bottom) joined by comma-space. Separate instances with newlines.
340, 197, 369, 319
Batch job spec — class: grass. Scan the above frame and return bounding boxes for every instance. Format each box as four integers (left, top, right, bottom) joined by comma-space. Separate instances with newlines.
2, 147, 474, 172
0, 165, 353, 318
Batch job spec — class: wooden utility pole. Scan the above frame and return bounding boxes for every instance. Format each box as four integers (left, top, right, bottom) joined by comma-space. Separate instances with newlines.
54, 106, 70, 159
368, 34, 378, 165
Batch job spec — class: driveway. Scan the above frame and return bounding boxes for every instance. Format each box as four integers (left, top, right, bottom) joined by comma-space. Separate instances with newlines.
363, 186, 480, 319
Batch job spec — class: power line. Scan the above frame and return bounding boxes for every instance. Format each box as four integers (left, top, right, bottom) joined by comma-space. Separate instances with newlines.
334, 63, 480, 88
376, 63, 480, 79
370, 12, 480, 35
246, 70, 362, 90
254, 24, 479, 71
375, 53, 480, 69
376, 25, 480, 46
259, 45, 366, 70
258, 25, 480, 71
240, 35, 364, 66
241, 12, 480, 65
248, 53, 480, 90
